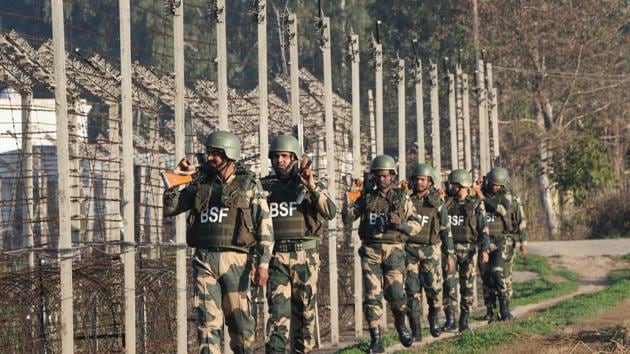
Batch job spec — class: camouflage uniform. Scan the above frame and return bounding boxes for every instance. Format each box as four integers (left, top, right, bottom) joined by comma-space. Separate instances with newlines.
342, 186, 420, 340
164, 169, 273, 354
480, 187, 528, 320
406, 187, 454, 339
261, 174, 336, 353
442, 195, 489, 328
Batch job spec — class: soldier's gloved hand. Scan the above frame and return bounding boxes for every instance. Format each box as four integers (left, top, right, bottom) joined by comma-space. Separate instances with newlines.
447, 257, 456, 273
479, 251, 489, 264
519, 243, 528, 257
252, 266, 269, 286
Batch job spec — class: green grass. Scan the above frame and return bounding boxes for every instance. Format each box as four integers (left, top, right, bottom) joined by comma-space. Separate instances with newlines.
408, 269, 630, 354
510, 254, 579, 307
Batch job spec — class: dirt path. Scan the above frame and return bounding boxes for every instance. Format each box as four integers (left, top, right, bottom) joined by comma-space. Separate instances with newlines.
495, 298, 630, 354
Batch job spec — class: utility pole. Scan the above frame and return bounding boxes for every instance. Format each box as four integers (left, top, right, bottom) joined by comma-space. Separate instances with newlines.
396, 58, 406, 179
320, 15, 339, 346
119, 0, 136, 351
349, 33, 363, 339
172, 0, 187, 352
473, 0, 480, 64
214, 0, 228, 129
455, 58, 465, 170
373, 21, 384, 155
52, 0, 74, 352
288, 13, 303, 149
412, 40, 425, 163
429, 61, 441, 182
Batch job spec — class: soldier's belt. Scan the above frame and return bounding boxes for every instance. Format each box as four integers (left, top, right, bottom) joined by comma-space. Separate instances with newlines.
274, 239, 318, 253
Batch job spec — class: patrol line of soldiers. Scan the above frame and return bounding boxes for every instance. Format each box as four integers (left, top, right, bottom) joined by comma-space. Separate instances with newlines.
341, 156, 527, 353
162, 130, 526, 354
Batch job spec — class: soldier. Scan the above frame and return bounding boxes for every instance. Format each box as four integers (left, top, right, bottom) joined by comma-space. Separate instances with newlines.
478, 167, 528, 322
441, 169, 489, 332
342, 155, 421, 353
163, 131, 274, 354
403, 163, 455, 342
261, 135, 337, 353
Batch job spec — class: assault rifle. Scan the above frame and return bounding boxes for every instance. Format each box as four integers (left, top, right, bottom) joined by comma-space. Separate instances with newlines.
161, 153, 261, 189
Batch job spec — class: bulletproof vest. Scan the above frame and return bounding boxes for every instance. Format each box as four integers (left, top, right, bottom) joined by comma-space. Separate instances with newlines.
485, 189, 519, 235
408, 189, 441, 244
445, 196, 479, 243
358, 188, 407, 243
186, 170, 257, 249
261, 176, 323, 241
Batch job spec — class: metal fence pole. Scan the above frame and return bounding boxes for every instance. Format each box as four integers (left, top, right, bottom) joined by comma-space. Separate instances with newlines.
321, 16, 339, 346
397, 59, 406, 180
51, 0, 74, 352
173, 1, 187, 352
429, 61, 441, 182
288, 12, 303, 148
119, 0, 136, 351
349, 34, 363, 338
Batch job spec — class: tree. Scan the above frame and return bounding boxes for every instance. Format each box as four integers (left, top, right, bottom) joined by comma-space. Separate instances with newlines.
478, 0, 629, 237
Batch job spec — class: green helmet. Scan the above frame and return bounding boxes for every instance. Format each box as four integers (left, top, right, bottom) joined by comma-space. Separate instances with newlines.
269, 135, 301, 159
410, 163, 437, 183
204, 130, 241, 161
487, 167, 510, 186
370, 155, 397, 175
448, 169, 472, 187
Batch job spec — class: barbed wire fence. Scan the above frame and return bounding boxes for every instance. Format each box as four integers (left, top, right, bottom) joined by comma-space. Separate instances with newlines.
0, 1, 499, 352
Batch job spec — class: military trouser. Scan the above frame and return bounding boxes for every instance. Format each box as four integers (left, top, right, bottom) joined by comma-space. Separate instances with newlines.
266, 240, 320, 354
360, 242, 407, 329
192, 248, 255, 354
442, 243, 478, 314
405, 242, 443, 321
480, 235, 515, 305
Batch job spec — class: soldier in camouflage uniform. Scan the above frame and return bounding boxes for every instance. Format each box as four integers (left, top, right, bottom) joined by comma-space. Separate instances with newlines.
342, 155, 421, 353
261, 135, 337, 353
403, 163, 455, 342
441, 169, 489, 332
163, 131, 274, 354
478, 167, 528, 322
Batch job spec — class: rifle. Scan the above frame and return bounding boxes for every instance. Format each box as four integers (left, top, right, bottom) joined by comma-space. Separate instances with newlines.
161, 153, 261, 189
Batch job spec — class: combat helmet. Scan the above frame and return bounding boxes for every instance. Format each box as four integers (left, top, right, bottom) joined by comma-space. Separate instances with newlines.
448, 169, 472, 188
410, 163, 437, 183
370, 155, 397, 175
487, 167, 510, 186
204, 130, 241, 161
269, 135, 301, 159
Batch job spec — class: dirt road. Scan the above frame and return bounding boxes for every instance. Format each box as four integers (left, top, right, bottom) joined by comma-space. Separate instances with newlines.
528, 239, 630, 257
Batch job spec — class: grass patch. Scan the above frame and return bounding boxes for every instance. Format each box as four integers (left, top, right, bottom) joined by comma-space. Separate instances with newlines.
510, 254, 578, 307
414, 269, 630, 354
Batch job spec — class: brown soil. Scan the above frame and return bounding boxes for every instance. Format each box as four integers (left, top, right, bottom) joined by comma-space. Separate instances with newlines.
548, 255, 630, 285
496, 299, 630, 354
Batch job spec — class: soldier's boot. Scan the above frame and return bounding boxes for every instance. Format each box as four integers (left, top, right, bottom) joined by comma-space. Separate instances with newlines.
428, 307, 442, 338
483, 293, 497, 322
394, 312, 413, 348
458, 310, 470, 332
441, 306, 457, 332
409, 315, 422, 342
368, 327, 384, 354
484, 304, 497, 323
499, 297, 514, 321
